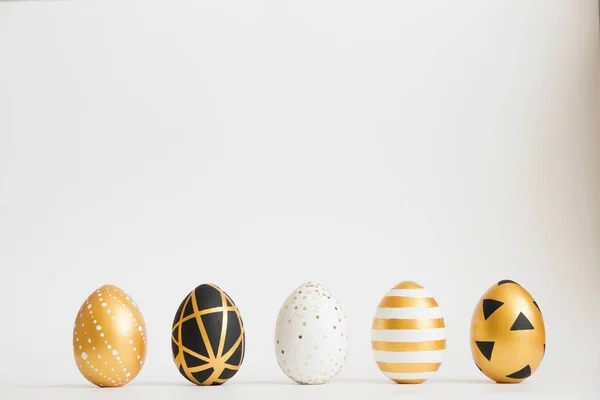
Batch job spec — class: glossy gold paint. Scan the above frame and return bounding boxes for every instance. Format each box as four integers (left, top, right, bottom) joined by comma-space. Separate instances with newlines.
470, 281, 545, 383
73, 285, 147, 387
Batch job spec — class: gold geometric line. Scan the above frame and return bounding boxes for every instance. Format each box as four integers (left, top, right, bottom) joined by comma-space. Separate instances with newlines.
191, 289, 215, 360
176, 295, 201, 385
186, 363, 215, 373
171, 336, 211, 363
171, 306, 237, 332
216, 287, 228, 359
221, 332, 243, 361
236, 307, 245, 365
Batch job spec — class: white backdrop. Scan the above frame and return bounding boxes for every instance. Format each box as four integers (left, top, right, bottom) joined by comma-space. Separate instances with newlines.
0, 0, 598, 395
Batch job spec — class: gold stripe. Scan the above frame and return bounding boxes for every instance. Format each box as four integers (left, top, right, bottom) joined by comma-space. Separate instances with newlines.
377, 362, 441, 373
216, 287, 228, 359
191, 290, 215, 360
177, 295, 202, 385
372, 318, 445, 330
393, 281, 423, 289
378, 296, 438, 308
371, 339, 446, 351
393, 379, 427, 384
172, 306, 238, 331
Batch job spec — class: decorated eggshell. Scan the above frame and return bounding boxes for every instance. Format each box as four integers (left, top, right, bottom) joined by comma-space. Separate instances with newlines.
171, 283, 245, 386
274, 281, 348, 384
471, 279, 545, 383
371, 281, 445, 384
73, 285, 147, 387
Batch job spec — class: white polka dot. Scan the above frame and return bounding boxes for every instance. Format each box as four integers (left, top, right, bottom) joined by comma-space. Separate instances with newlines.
88, 339, 92, 343
138, 326, 143, 332
96, 325, 102, 331
107, 345, 111, 349
107, 310, 112, 314
87, 304, 92, 309
100, 333, 104, 337
112, 350, 118, 356
101, 303, 107, 307
129, 340, 133, 344
125, 373, 131, 377
81, 352, 88, 360
97, 355, 101, 359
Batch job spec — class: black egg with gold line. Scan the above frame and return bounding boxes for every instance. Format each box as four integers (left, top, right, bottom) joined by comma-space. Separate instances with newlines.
470, 280, 545, 383
171, 283, 245, 385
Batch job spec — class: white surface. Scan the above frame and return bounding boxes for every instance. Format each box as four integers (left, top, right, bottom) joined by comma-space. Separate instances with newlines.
0, 0, 599, 398
2, 381, 599, 400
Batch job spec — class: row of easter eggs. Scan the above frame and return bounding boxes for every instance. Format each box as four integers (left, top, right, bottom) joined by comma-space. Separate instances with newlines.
73, 280, 545, 387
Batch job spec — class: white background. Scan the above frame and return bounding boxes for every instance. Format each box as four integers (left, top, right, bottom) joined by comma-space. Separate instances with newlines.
0, 1, 599, 398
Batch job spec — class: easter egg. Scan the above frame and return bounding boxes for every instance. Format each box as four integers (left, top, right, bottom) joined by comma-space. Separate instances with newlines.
371, 281, 446, 384
72, 285, 147, 387
471, 280, 546, 383
171, 283, 245, 386
274, 282, 348, 384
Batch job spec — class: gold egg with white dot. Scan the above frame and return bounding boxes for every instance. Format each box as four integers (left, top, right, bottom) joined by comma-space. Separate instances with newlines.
72, 285, 147, 387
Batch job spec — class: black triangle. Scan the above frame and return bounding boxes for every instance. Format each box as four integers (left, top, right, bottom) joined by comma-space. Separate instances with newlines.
475, 341, 495, 361
543, 343, 546, 356
498, 279, 519, 286
482, 299, 504, 320
510, 312, 534, 331
533, 301, 541, 313
506, 365, 531, 379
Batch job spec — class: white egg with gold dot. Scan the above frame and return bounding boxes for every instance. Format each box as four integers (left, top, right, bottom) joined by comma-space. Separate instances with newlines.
274, 281, 348, 384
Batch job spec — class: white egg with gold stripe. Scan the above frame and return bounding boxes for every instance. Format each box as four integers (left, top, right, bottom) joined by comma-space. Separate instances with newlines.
371, 281, 445, 384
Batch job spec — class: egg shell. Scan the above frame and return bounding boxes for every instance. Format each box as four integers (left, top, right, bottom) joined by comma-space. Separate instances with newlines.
274, 281, 348, 385
72, 285, 147, 387
470, 279, 545, 383
171, 283, 245, 386
371, 281, 446, 384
